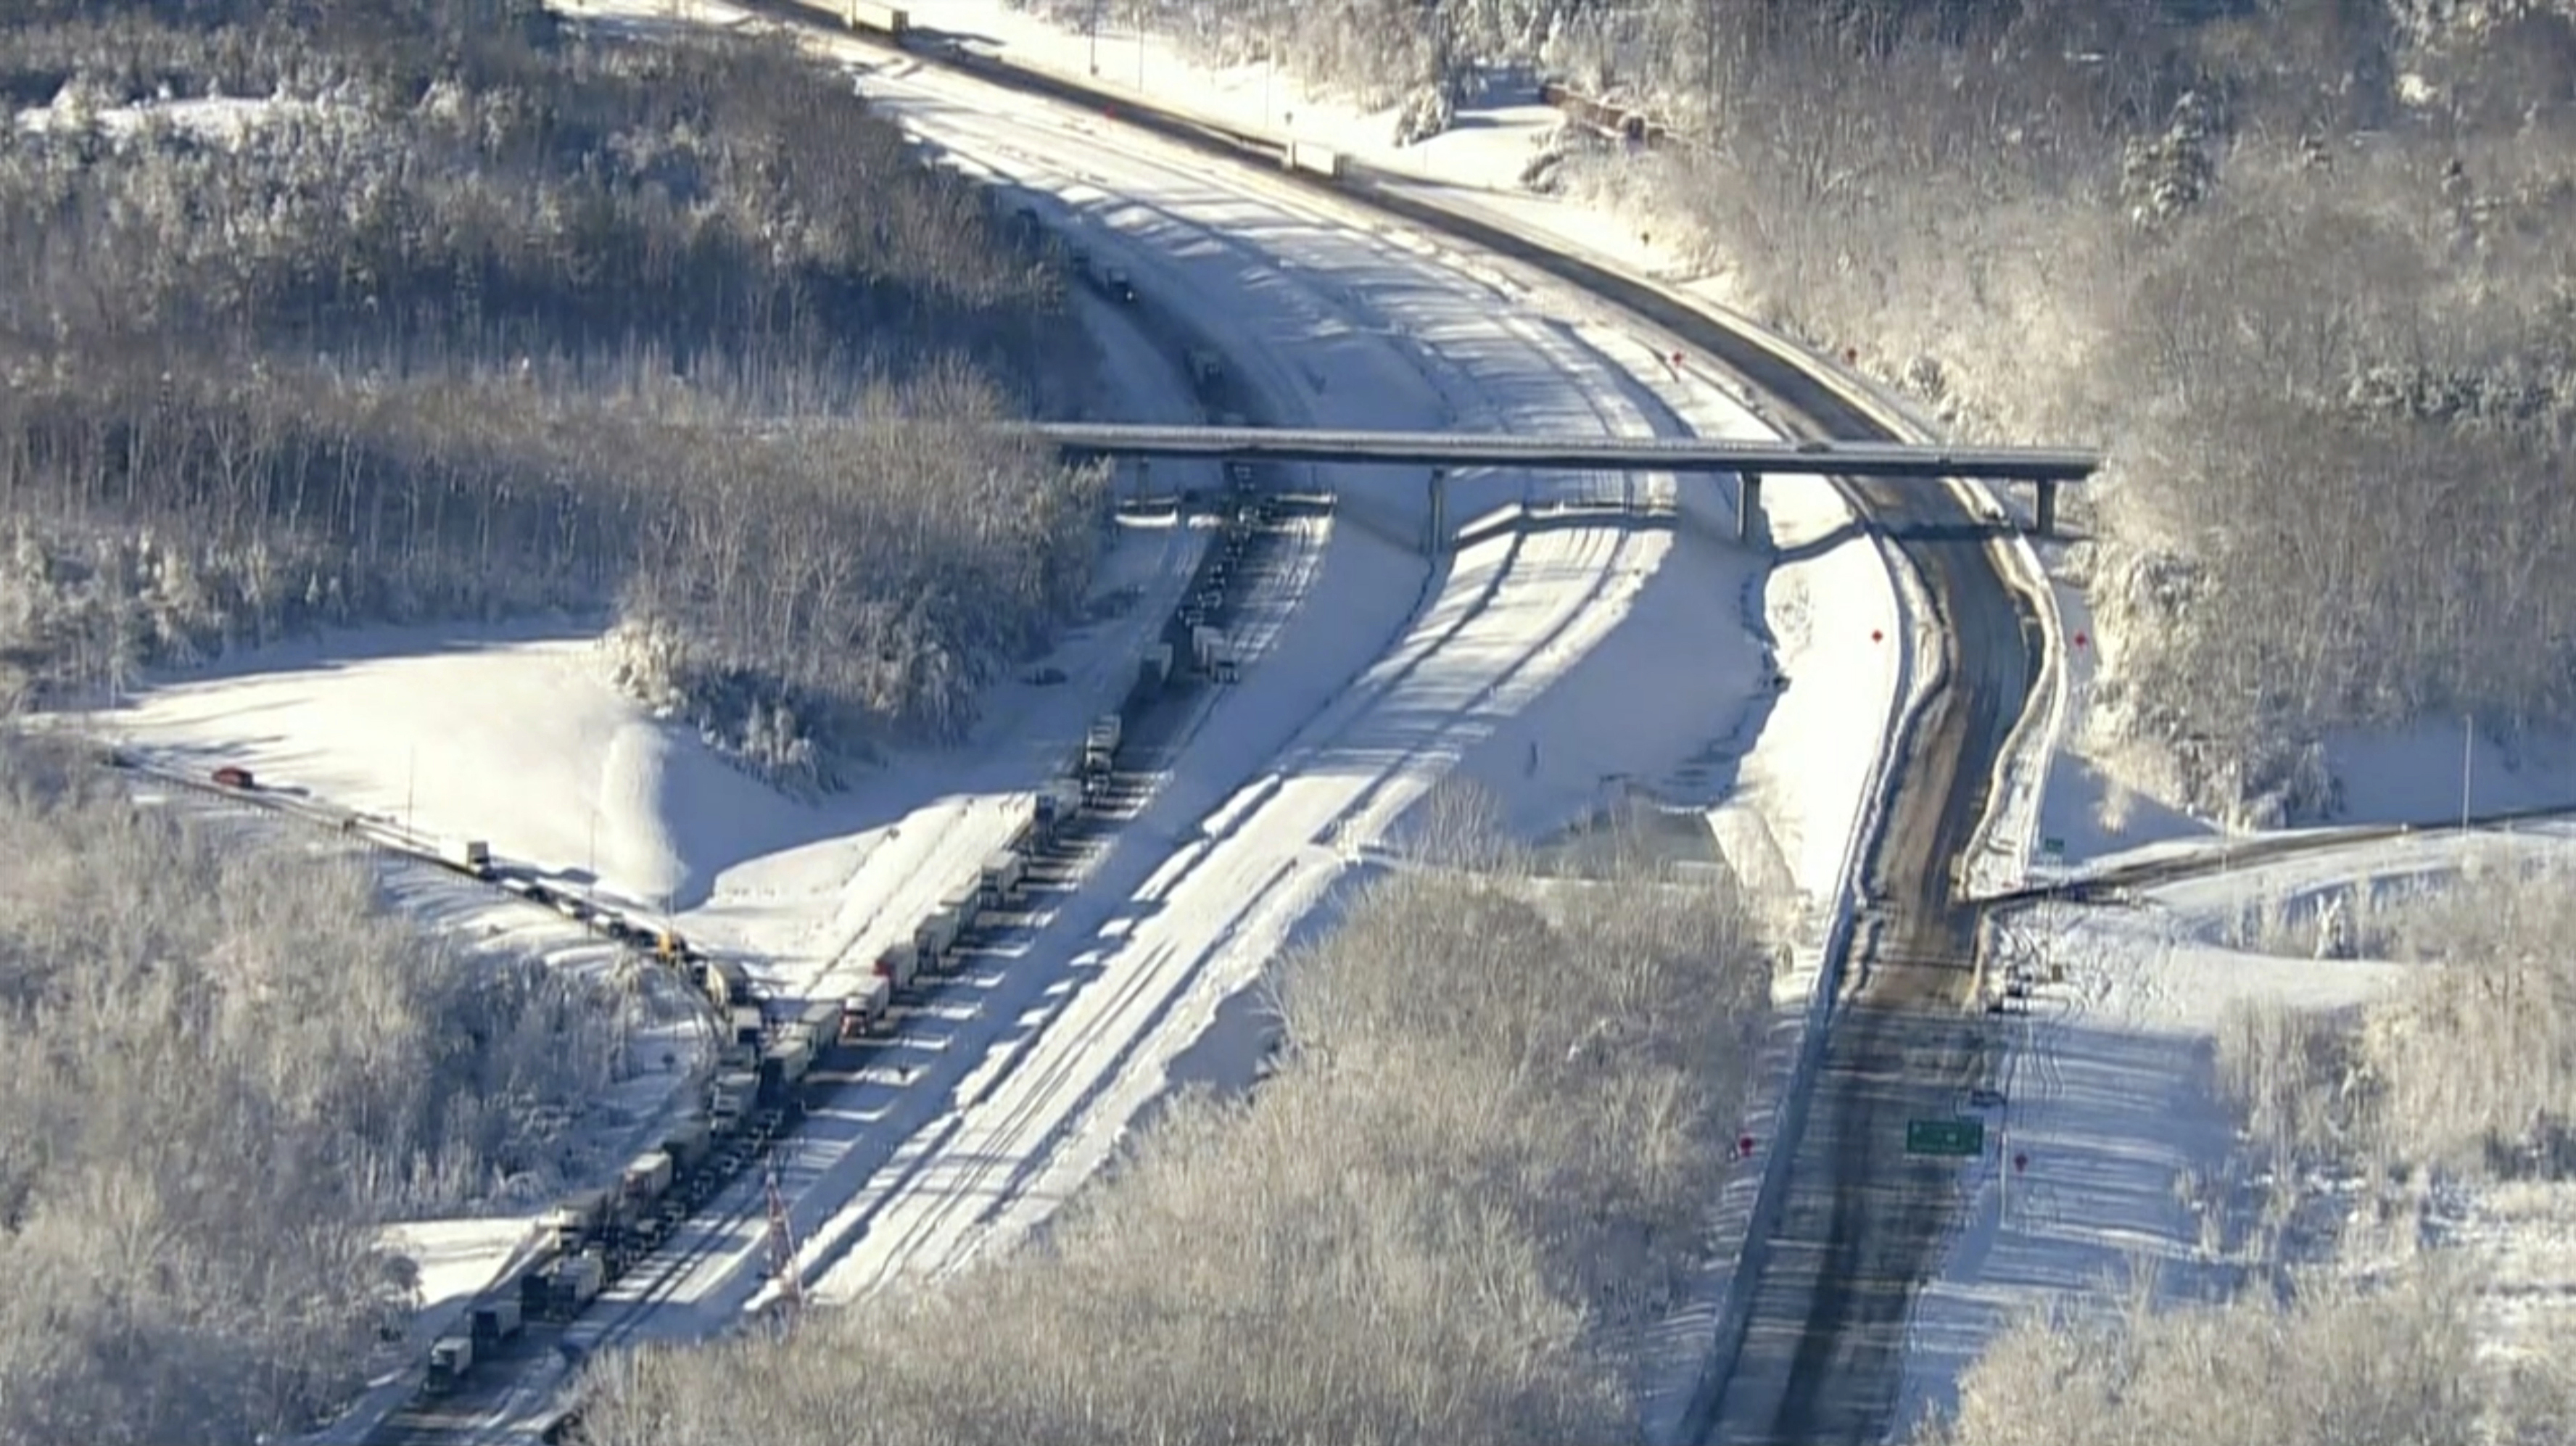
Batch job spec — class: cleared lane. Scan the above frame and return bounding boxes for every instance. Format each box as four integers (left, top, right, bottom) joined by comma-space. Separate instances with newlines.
1701, 370, 2043, 1445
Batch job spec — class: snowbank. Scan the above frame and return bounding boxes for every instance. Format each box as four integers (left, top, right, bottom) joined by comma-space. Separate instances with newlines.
108, 624, 806, 911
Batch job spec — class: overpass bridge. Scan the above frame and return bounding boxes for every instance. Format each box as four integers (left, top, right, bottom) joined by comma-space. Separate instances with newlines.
993, 422, 2102, 544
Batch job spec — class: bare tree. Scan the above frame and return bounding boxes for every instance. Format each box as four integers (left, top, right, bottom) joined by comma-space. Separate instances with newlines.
574, 820, 1772, 1445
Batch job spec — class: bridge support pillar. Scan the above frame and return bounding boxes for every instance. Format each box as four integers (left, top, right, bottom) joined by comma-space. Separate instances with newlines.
2033, 479, 2058, 537
1426, 467, 1448, 558
1133, 457, 1151, 503
1737, 470, 1763, 544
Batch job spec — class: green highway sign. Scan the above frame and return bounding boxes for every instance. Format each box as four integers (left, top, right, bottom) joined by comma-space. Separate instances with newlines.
2040, 837, 2066, 857
1906, 1118, 1986, 1156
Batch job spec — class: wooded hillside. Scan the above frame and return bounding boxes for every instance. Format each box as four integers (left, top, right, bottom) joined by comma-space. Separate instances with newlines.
1, 0, 1110, 786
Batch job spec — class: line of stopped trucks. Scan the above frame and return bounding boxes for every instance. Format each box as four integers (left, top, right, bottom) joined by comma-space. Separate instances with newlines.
409, 536, 1259, 1402
139, 268, 1274, 1411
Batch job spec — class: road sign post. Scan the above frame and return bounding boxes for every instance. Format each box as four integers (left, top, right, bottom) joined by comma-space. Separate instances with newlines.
1905, 1118, 1985, 1157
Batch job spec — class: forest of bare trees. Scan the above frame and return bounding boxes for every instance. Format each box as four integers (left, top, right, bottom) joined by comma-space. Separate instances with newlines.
1915, 1258, 2575, 1446
967, 1, 2576, 1439
0, 730, 640, 1446
1, 0, 1108, 785
571, 811, 1771, 1445
1089, 0, 2576, 820
2218, 848, 2576, 1188
1642, 2, 2576, 822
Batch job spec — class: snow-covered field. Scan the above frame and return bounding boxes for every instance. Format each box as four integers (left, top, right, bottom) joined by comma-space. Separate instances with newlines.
1891, 823, 2576, 1437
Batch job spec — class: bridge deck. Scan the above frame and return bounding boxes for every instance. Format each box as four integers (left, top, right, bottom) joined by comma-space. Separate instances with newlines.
996, 422, 2102, 479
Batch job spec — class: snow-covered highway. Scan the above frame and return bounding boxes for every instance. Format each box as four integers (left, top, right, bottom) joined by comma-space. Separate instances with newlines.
104, 0, 1928, 1434
782, 45, 1768, 1305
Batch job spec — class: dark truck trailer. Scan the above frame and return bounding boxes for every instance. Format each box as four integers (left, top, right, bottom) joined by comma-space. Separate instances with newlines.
756, 1034, 815, 1112
470, 1294, 524, 1347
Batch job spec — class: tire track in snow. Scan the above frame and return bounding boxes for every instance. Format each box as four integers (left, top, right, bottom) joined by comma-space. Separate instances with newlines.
807, 94, 1695, 1294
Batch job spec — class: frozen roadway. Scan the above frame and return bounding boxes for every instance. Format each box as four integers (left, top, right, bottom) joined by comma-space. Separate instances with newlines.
366, 8, 2062, 1446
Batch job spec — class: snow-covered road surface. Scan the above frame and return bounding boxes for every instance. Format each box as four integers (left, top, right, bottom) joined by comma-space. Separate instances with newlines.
79, 0, 1936, 1431
764, 52, 1762, 1307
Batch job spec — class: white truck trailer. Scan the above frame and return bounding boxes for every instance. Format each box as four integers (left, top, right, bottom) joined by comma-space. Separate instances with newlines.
940, 888, 981, 936
1083, 714, 1123, 774
876, 941, 920, 992
709, 1070, 760, 1134
661, 1114, 714, 1174
913, 906, 961, 970
426, 1336, 475, 1394
842, 973, 894, 1039
620, 1149, 675, 1212
539, 1188, 611, 1253
798, 1000, 843, 1051
545, 1252, 605, 1320
980, 848, 1027, 906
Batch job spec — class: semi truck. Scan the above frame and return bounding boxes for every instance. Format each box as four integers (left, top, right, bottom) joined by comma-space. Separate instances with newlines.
756, 1034, 815, 1112
539, 1189, 611, 1254
444, 838, 494, 878
913, 907, 961, 971
621, 1149, 675, 1213
876, 941, 920, 993
545, 1252, 606, 1321
1083, 715, 1123, 774
939, 888, 981, 937
981, 848, 1027, 906
1034, 777, 1085, 842
469, 1294, 524, 1347
661, 1115, 714, 1175
719, 1004, 764, 1070
709, 1070, 760, 1134
798, 1000, 843, 1052
842, 974, 893, 1039
426, 1336, 475, 1394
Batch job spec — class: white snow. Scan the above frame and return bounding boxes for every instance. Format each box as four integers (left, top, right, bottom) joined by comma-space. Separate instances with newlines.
15, 91, 311, 142
648, 0, 2576, 1426
107, 623, 798, 912
1891, 823, 2576, 1438
73, 0, 1926, 1429
384, 1217, 540, 1322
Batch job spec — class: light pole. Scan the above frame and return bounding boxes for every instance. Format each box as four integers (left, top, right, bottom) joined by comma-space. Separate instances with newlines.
1087, 0, 1099, 75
